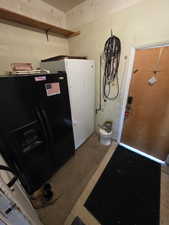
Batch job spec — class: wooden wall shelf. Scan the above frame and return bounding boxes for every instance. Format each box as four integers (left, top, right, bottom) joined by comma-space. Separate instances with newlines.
0, 8, 80, 38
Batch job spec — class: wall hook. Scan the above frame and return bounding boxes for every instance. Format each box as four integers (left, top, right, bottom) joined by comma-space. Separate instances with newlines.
111, 29, 113, 37
45, 29, 50, 41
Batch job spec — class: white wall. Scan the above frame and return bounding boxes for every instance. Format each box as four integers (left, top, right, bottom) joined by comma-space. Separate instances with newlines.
0, 0, 67, 28
66, 0, 143, 29
0, 0, 69, 74
66, 0, 169, 139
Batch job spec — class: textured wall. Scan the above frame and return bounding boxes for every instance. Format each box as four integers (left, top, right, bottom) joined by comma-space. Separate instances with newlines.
0, 0, 67, 28
67, 0, 169, 139
66, 0, 143, 29
0, 0, 69, 74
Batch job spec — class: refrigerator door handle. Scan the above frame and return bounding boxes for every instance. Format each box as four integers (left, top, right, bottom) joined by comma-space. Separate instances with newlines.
40, 108, 54, 144
35, 107, 49, 145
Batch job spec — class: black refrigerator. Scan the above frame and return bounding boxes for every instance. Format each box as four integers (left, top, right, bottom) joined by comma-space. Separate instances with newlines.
0, 72, 75, 194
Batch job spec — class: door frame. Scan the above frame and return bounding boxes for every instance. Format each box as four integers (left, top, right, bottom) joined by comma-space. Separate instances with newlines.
117, 41, 169, 164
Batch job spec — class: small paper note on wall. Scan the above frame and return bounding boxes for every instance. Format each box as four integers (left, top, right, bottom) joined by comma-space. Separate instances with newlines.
45, 82, 61, 96
148, 76, 158, 86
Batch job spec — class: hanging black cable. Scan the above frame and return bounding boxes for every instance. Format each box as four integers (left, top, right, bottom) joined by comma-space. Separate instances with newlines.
103, 33, 121, 100
0, 165, 18, 188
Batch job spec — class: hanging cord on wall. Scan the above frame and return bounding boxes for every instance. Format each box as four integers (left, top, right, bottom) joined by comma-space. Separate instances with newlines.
0, 165, 17, 188
103, 31, 121, 100
96, 55, 103, 113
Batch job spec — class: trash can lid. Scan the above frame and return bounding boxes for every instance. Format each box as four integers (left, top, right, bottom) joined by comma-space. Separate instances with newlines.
99, 128, 112, 135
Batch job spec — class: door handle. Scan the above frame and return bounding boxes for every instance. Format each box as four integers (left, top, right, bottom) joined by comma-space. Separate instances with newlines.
125, 96, 133, 118
40, 108, 54, 144
127, 96, 133, 105
35, 107, 49, 144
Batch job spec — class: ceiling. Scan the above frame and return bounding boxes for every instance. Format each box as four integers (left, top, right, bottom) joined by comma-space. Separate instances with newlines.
43, 0, 85, 12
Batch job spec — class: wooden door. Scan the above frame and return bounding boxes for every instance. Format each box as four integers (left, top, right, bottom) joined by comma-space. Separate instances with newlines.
122, 46, 169, 161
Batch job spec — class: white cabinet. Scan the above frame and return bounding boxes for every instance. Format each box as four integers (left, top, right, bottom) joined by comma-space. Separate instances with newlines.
65, 59, 95, 149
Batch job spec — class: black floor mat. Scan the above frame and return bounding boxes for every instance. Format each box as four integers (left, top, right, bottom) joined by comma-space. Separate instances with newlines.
85, 145, 161, 225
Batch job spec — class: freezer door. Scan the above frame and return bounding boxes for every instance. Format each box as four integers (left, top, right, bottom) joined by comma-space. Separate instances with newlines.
37, 72, 75, 168
66, 60, 95, 149
0, 76, 54, 194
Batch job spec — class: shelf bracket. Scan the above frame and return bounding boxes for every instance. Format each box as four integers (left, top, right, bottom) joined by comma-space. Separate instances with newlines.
45, 29, 50, 41
0, 8, 80, 38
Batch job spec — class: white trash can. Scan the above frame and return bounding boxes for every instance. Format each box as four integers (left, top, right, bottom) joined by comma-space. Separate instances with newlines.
99, 127, 113, 146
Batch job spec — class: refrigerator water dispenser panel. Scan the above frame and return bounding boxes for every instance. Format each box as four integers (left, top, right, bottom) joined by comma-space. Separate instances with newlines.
10, 121, 44, 154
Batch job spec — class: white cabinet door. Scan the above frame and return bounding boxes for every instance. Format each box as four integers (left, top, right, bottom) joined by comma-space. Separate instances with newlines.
66, 59, 95, 149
